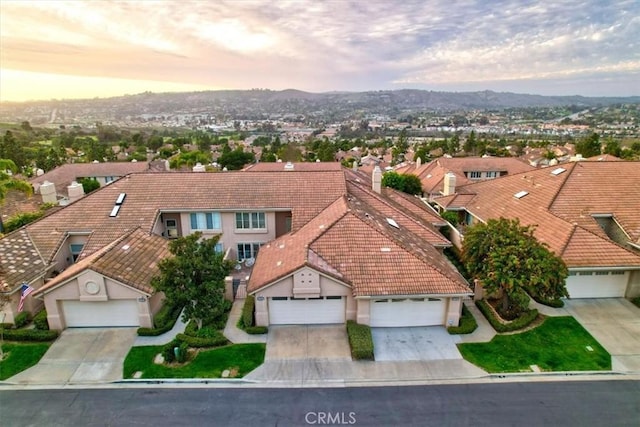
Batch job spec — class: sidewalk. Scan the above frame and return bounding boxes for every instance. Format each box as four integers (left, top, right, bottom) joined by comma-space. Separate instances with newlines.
133, 310, 188, 347
223, 299, 267, 344
458, 299, 496, 344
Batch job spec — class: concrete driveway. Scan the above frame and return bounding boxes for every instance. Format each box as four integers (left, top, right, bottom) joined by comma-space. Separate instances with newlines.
265, 325, 351, 361
372, 327, 463, 361
8, 328, 137, 385
564, 298, 640, 373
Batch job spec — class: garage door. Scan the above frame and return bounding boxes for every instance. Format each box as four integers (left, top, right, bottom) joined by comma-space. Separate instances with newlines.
62, 300, 140, 327
269, 297, 345, 325
565, 271, 628, 298
370, 298, 446, 327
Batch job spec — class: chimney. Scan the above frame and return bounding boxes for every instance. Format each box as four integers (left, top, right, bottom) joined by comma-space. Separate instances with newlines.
67, 181, 85, 203
40, 181, 57, 204
416, 157, 422, 169
443, 172, 456, 196
192, 162, 206, 172
372, 166, 382, 194
284, 161, 294, 171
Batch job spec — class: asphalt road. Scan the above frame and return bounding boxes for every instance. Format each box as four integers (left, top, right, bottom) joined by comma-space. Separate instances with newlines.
2, 380, 638, 427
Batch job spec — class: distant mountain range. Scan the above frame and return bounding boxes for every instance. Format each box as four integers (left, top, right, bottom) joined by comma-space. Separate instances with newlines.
2, 89, 639, 123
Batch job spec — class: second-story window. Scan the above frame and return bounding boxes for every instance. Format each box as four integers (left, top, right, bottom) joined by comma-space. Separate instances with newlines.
469, 171, 481, 179
190, 212, 221, 230
236, 212, 266, 230
486, 171, 498, 178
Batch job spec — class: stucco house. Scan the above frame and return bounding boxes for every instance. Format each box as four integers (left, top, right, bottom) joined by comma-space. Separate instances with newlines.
0, 162, 472, 329
432, 161, 640, 299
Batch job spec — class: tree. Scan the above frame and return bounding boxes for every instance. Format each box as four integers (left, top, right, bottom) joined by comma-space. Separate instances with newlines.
218, 148, 255, 170
391, 129, 409, 165
575, 132, 601, 158
463, 130, 477, 154
0, 131, 27, 169
463, 218, 568, 317
402, 174, 423, 195
381, 172, 422, 195
78, 177, 100, 194
152, 232, 234, 329
1, 159, 33, 232
603, 138, 621, 157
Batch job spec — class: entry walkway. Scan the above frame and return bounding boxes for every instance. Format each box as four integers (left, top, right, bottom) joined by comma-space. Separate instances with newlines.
133, 309, 188, 347
223, 299, 267, 344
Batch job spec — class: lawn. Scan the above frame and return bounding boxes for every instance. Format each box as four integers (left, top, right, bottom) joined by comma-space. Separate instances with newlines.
0, 342, 52, 380
123, 343, 265, 379
458, 316, 610, 373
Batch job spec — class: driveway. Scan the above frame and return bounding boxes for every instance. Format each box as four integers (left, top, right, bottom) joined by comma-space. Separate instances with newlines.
8, 328, 137, 385
265, 325, 351, 361
564, 298, 640, 372
371, 327, 462, 361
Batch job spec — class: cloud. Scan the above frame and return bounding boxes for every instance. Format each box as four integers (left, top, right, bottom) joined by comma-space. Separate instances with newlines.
1, 0, 638, 99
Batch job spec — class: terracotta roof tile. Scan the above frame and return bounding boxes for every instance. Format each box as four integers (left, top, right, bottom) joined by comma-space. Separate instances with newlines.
243, 162, 343, 172
562, 227, 640, 268
0, 229, 47, 290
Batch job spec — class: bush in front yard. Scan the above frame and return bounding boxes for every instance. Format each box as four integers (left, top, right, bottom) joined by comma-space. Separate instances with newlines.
447, 304, 478, 334
237, 296, 268, 335
526, 287, 564, 308
13, 311, 31, 329
33, 309, 49, 330
476, 299, 538, 333
346, 320, 374, 360
176, 332, 228, 348
2, 329, 59, 341
162, 339, 181, 363
137, 301, 183, 336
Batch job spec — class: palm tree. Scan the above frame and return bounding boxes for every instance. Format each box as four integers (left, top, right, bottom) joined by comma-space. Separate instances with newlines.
1, 159, 33, 232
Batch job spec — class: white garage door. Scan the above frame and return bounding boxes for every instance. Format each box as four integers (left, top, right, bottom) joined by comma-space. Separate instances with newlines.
269, 297, 345, 325
62, 300, 140, 327
565, 271, 628, 298
370, 298, 446, 327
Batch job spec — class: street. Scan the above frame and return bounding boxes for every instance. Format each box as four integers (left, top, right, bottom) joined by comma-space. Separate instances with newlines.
1, 380, 638, 426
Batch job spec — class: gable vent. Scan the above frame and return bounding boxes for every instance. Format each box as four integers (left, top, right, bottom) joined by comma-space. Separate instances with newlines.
551, 167, 566, 176
514, 190, 529, 199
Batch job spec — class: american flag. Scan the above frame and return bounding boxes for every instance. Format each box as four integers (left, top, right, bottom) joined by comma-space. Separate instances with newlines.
17, 283, 35, 312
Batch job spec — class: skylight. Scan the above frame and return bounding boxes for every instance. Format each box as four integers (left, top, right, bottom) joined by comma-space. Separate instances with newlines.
386, 218, 400, 228
109, 205, 121, 217
115, 193, 126, 205
551, 167, 566, 176
514, 191, 529, 199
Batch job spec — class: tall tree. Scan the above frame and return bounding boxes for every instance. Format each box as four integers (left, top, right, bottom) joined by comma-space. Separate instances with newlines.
575, 132, 601, 158
152, 232, 234, 330
463, 218, 568, 316
0, 131, 27, 169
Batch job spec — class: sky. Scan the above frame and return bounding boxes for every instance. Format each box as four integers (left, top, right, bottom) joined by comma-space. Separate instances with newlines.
1, 0, 639, 102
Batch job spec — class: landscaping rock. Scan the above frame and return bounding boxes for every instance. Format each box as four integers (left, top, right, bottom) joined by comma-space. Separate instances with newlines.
133, 371, 143, 379
221, 369, 230, 378
154, 353, 165, 364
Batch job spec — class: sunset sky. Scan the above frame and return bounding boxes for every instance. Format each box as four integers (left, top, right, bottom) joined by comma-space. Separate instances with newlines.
1, 0, 639, 102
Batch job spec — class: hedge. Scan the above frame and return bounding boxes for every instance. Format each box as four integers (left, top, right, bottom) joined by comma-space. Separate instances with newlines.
244, 326, 268, 334
237, 295, 268, 334
176, 332, 228, 348
33, 309, 49, 330
2, 329, 59, 341
526, 287, 564, 308
137, 301, 183, 336
447, 304, 478, 335
475, 299, 539, 333
346, 320, 374, 360
162, 339, 181, 363
13, 311, 31, 329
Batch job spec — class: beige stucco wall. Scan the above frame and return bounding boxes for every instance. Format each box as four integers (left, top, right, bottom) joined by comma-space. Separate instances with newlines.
43, 269, 152, 330
253, 271, 353, 326
356, 298, 371, 325
445, 297, 463, 327
51, 234, 90, 272
626, 270, 640, 298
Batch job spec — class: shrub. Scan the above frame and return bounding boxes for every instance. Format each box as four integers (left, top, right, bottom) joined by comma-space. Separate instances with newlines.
447, 304, 478, 334
632, 297, 640, 309
242, 296, 255, 328
162, 339, 181, 363
527, 287, 564, 308
13, 311, 31, 329
346, 320, 374, 360
176, 341, 189, 363
137, 301, 182, 336
476, 299, 539, 333
3, 211, 45, 233
2, 329, 59, 341
244, 326, 268, 335
33, 310, 49, 330
176, 332, 228, 348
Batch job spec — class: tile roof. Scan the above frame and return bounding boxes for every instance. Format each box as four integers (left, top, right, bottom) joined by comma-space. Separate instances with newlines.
435, 161, 640, 268
24, 171, 347, 263
243, 162, 343, 172
248, 180, 470, 297
396, 156, 535, 195
35, 229, 169, 295
0, 229, 47, 290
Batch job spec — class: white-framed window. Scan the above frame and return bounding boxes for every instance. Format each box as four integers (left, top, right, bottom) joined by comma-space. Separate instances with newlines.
235, 212, 266, 230
190, 212, 221, 230
105, 176, 115, 183
469, 171, 481, 179
70, 244, 84, 262
214, 242, 223, 253
486, 171, 498, 178
237, 242, 261, 260
611, 271, 625, 275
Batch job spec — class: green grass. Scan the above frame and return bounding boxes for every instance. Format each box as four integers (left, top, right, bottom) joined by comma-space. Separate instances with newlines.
123, 343, 265, 379
0, 342, 52, 380
458, 316, 610, 373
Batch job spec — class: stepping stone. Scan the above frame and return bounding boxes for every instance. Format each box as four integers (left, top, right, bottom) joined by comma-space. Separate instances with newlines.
221, 369, 230, 378
530, 364, 541, 372
154, 354, 165, 364
133, 371, 143, 379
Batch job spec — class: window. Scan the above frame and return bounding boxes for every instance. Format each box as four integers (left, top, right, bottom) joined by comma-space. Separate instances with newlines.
214, 242, 223, 253
272, 296, 288, 301
70, 244, 84, 262
611, 271, 625, 275
237, 243, 261, 260
486, 171, 498, 178
235, 212, 266, 230
469, 171, 481, 179
326, 296, 342, 300
595, 271, 609, 276
105, 176, 115, 183
190, 212, 221, 230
